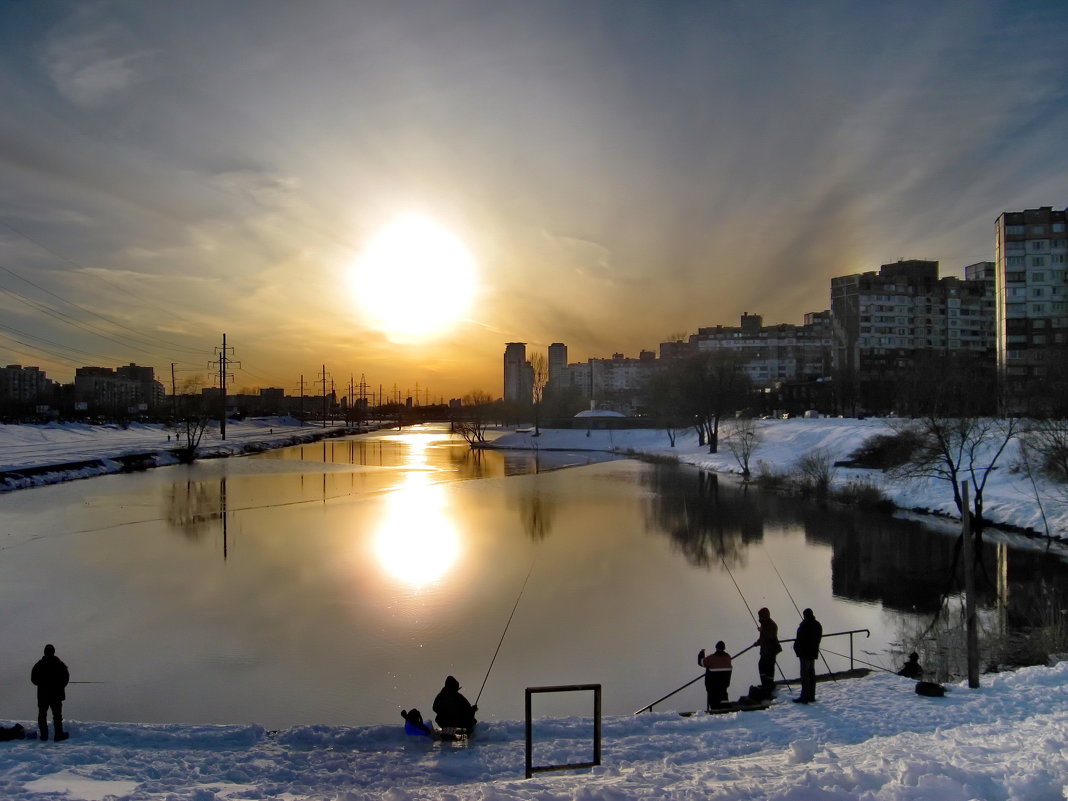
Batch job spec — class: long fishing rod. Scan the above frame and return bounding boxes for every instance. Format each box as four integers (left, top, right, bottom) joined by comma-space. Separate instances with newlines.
720, 556, 791, 690
475, 557, 536, 706
764, 547, 837, 683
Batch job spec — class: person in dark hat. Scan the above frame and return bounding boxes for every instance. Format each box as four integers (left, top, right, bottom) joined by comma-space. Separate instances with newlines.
697, 641, 733, 711
754, 607, 781, 698
898, 652, 923, 680
31, 644, 69, 742
432, 675, 477, 733
793, 608, 823, 704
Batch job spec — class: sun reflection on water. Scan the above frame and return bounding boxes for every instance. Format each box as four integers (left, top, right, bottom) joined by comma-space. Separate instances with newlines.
372, 440, 461, 586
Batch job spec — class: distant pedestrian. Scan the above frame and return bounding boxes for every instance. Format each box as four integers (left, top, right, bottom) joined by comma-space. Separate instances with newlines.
432, 675, 477, 734
697, 641, 733, 710
898, 652, 923, 680
793, 609, 823, 704
754, 607, 781, 698
31, 644, 69, 741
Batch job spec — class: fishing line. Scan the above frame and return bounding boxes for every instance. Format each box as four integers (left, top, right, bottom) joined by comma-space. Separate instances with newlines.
475, 555, 536, 706
764, 546, 837, 683
721, 557, 791, 690
720, 557, 757, 625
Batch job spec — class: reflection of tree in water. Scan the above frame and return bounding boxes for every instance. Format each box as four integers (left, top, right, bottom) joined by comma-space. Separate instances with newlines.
164, 479, 222, 542
643, 464, 765, 569
516, 479, 555, 542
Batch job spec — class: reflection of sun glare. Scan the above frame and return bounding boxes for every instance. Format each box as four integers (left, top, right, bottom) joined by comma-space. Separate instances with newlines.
373, 471, 460, 586
350, 214, 477, 343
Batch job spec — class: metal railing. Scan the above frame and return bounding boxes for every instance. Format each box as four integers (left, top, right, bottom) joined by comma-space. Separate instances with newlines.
634, 628, 870, 714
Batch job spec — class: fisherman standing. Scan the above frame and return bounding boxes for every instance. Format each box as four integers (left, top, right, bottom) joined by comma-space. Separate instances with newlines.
697, 641, 733, 711
31, 644, 69, 742
793, 608, 823, 704
754, 607, 781, 698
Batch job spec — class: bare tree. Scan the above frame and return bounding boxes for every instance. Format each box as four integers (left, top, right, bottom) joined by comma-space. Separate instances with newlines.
454, 390, 494, 446
891, 416, 1022, 545
173, 376, 212, 463
723, 417, 763, 478
529, 352, 547, 436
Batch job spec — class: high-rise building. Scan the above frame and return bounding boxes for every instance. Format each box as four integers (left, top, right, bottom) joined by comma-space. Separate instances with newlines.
503, 342, 531, 403
547, 343, 567, 397
830, 260, 994, 414
994, 206, 1068, 409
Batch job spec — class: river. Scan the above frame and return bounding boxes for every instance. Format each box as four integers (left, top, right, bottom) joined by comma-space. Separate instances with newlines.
0, 424, 1064, 729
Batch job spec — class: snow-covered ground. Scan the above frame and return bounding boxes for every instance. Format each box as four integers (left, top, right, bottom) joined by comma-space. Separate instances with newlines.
491, 418, 1068, 541
0, 418, 354, 491
2, 417, 1068, 799
1, 661, 1066, 800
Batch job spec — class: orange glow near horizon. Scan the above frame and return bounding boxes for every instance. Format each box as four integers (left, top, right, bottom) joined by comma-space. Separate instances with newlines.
349, 214, 477, 344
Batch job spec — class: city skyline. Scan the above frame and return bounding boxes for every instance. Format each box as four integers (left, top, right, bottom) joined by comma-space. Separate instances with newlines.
1, 1, 1066, 397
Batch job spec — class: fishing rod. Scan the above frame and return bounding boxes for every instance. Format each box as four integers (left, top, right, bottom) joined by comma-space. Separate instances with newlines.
720, 556, 792, 691
475, 556, 536, 706
764, 547, 837, 683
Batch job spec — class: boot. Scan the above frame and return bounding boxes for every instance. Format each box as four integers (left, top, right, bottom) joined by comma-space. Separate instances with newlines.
38, 713, 48, 742
53, 716, 68, 742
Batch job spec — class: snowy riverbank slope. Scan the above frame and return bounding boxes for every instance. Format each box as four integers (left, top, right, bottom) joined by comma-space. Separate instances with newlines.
491, 419, 1068, 540
2, 661, 1067, 800
0, 418, 351, 491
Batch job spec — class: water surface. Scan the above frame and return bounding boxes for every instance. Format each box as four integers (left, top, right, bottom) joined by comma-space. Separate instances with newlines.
0, 424, 1063, 728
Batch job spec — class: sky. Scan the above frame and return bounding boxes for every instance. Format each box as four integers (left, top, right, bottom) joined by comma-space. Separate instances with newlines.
1, 0, 1066, 400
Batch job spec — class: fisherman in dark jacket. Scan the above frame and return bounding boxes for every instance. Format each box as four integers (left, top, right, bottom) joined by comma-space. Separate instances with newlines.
31, 644, 70, 741
754, 607, 781, 698
697, 641, 733, 710
432, 675, 477, 733
898, 652, 923, 680
793, 608, 823, 704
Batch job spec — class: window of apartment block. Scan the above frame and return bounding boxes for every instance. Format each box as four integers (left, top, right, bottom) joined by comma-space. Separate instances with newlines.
1007, 255, 1025, 267
1053, 222, 1066, 232
1006, 271, 1025, 282
1032, 271, 1047, 281
1031, 258, 1047, 268
1006, 225, 1026, 234
1031, 303, 1048, 314
1030, 225, 1047, 234
1030, 240, 1048, 251
1007, 241, 1025, 250
1053, 255, 1066, 265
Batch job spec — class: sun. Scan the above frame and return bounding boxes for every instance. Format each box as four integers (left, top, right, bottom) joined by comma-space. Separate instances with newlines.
349, 214, 477, 343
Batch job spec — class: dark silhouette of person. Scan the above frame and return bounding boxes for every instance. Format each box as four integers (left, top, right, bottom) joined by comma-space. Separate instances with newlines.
793, 608, 823, 703
401, 708, 434, 737
754, 607, 781, 698
31, 644, 69, 741
898, 652, 923, 680
697, 641, 733, 710
432, 675, 477, 733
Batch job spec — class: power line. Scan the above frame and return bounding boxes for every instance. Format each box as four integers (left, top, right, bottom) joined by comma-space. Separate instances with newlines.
0, 262, 209, 356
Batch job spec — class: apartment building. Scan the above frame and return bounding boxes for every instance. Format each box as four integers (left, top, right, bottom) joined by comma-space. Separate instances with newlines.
688, 312, 834, 388
830, 259, 994, 413
994, 206, 1068, 410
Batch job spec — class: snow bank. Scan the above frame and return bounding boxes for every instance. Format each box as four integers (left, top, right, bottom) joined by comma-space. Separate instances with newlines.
491, 419, 1068, 541
2, 661, 1067, 800
0, 418, 354, 492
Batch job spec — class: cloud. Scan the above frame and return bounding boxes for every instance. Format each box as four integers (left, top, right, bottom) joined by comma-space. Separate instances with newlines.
42, 15, 149, 107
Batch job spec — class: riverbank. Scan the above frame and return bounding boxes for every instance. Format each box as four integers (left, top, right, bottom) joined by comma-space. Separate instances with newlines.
1, 659, 1066, 800
489, 418, 1068, 543
0, 417, 358, 492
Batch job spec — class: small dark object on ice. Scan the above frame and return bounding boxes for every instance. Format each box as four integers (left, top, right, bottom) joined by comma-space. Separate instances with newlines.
0, 723, 25, 741
915, 681, 946, 697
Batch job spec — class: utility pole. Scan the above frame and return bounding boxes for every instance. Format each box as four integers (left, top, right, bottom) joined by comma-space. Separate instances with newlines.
298, 374, 305, 426
962, 481, 979, 688
209, 334, 239, 440
318, 364, 331, 428
170, 363, 177, 423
